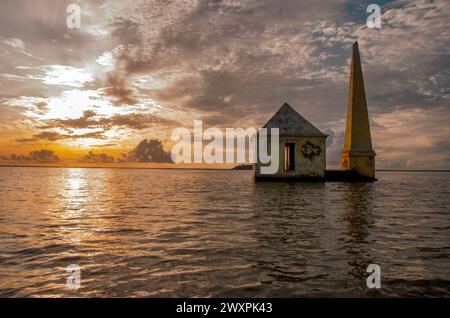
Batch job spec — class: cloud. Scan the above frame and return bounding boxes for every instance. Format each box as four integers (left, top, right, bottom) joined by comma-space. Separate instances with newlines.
34, 101, 49, 114
14, 110, 179, 142
104, 70, 138, 106
120, 138, 172, 163
1, 0, 449, 169
5, 149, 59, 163
98, 0, 350, 125
39, 110, 178, 131
107, 113, 178, 130
17, 130, 106, 142
80, 151, 115, 163
372, 106, 450, 169
324, 128, 345, 168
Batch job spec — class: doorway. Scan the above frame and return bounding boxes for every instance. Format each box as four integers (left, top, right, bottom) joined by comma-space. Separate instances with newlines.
284, 143, 295, 171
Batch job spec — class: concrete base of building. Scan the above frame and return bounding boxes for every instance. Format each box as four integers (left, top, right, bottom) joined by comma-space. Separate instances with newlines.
254, 170, 377, 182
254, 175, 325, 182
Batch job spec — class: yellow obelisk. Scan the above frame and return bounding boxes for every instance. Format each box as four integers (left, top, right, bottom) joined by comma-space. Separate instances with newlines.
341, 41, 376, 179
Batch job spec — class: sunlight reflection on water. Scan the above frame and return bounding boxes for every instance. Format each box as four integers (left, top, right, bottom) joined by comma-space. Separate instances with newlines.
0, 167, 449, 297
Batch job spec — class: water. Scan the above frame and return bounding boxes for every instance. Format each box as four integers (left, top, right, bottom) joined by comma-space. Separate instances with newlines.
0, 167, 449, 297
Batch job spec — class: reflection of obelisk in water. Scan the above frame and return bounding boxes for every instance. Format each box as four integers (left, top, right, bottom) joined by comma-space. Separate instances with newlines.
341, 42, 376, 179
341, 182, 375, 282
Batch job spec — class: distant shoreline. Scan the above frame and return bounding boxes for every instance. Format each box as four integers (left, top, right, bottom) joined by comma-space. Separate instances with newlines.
377, 169, 450, 172
0, 164, 229, 171
0, 164, 449, 172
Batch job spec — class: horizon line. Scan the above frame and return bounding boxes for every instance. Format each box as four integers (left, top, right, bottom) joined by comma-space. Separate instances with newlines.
0, 164, 449, 173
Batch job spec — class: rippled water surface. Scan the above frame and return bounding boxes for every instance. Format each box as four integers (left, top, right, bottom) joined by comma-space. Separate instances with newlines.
0, 167, 449, 297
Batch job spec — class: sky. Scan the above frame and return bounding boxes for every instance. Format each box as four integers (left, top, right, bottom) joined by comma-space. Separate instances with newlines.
0, 0, 449, 169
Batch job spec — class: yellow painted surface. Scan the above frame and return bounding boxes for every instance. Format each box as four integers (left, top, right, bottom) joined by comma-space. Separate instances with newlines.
341, 154, 375, 179
341, 42, 376, 178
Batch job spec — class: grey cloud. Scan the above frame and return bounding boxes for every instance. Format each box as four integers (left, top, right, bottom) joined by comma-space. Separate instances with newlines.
80, 151, 115, 163
7, 149, 59, 163
0, 100, 29, 126
0, 0, 128, 101
110, 17, 142, 46
0, 1, 106, 66
430, 139, 450, 154
120, 138, 172, 163
16, 109, 179, 143
104, 71, 139, 106
40, 110, 179, 131
102, 0, 348, 120
18, 130, 107, 142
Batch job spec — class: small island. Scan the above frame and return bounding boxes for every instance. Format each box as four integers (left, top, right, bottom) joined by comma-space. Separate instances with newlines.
232, 164, 253, 170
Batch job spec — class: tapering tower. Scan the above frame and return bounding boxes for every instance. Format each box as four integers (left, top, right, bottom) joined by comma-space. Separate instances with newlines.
341, 41, 376, 179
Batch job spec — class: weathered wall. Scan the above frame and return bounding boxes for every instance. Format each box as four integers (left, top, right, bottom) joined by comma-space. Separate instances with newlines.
341, 154, 375, 179
255, 136, 326, 179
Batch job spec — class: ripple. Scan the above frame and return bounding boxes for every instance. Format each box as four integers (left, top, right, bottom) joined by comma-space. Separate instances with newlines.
0, 168, 449, 297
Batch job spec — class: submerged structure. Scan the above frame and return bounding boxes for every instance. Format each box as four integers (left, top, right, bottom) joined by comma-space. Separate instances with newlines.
254, 103, 327, 181
255, 41, 376, 181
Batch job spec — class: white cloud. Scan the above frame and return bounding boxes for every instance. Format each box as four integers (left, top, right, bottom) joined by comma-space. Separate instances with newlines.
42, 65, 94, 88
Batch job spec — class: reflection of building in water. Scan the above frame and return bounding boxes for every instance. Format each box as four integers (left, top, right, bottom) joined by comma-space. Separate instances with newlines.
247, 182, 332, 291
255, 42, 376, 182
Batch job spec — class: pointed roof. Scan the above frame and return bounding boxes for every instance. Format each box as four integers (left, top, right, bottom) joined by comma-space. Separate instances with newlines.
263, 103, 326, 137
343, 41, 375, 154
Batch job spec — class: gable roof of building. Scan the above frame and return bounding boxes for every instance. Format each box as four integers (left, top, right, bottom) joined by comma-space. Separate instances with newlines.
263, 103, 327, 137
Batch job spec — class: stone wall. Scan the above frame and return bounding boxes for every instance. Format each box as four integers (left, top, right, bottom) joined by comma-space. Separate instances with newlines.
255, 135, 326, 180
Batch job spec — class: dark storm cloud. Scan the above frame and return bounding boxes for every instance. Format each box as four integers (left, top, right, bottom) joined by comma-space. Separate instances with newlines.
120, 138, 172, 163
